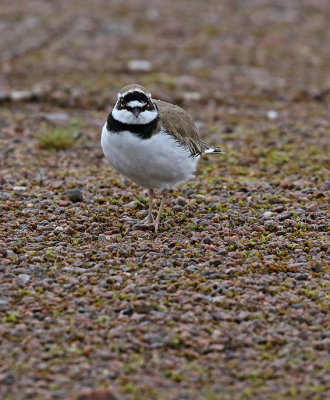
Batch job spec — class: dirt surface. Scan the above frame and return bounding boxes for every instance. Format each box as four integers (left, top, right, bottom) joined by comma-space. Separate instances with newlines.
0, 1, 329, 399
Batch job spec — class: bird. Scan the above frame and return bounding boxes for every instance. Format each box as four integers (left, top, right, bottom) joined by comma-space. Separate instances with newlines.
101, 84, 224, 233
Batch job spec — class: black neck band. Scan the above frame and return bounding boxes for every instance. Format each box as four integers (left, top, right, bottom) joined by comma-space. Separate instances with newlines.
106, 113, 159, 139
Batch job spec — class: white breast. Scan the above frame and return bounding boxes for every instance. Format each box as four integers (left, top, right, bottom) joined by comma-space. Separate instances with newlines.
101, 123, 199, 189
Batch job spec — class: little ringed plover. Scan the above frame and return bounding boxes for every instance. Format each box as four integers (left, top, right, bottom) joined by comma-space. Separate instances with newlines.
101, 84, 224, 232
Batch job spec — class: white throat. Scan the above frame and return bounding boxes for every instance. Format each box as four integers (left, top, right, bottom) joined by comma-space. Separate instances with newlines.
112, 104, 158, 125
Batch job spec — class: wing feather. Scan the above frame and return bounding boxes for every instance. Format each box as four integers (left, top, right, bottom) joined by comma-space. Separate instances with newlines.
154, 100, 223, 157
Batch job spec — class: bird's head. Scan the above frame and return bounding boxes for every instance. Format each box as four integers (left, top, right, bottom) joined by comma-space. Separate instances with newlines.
112, 84, 158, 125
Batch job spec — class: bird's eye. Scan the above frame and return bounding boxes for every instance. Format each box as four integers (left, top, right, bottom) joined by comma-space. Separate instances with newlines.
121, 103, 125, 108
146, 104, 150, 108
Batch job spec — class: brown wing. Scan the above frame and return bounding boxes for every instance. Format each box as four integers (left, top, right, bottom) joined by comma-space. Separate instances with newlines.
154, 99, 220, 157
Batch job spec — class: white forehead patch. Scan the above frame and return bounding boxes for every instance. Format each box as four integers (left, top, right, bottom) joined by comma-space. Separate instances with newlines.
126, 100, 146, 108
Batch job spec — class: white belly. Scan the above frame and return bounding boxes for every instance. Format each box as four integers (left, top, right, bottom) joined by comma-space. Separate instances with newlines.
101, 123, 199, 189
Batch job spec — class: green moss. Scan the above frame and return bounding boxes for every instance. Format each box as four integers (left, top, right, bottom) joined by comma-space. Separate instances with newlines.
35, 126, 77, 151
163, 369, 184, 382
2, 312, 20, 323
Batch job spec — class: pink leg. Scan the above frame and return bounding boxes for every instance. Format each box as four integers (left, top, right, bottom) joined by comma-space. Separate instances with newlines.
154, 189, 168, 233
146, 189, 154, 223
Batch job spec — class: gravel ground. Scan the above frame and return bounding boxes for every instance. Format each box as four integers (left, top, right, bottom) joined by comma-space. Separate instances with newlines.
0, 1, 329, 400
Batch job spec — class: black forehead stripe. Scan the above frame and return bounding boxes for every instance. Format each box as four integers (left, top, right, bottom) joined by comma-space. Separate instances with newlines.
122, 91, 149, 103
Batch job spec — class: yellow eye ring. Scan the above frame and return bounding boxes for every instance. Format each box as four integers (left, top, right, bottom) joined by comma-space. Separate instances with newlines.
121, 103, 125, 108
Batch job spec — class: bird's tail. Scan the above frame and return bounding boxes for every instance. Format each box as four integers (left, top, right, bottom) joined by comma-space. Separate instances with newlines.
204, 146, 225, 155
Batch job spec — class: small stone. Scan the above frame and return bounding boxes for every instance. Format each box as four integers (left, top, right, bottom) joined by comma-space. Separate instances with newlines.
186, 265, 199, 273
123, 283, 136, 293
205, 295, 225, 303
176, 197, 186, 206
308, 203, 318, 212
43, 112, 69, 122
311, 261, 323, 272
13, 186, 27, 191
17, 274, 31, 284
205, 244, 217, 251
274, 205, 285, 212
223, 126, 234, 133
11, 90, 32, 101
263, 211, 272, 218
294, 274, 309, 281
277, 211, 291, 221
77, 388, 117, 400
0, 91, 10, 102
235, 311, 248, 322
183, 91, 201, 100
58, 200, 70, 207
267, 110, 278, 119
66, 188, 83, 203
128, 60, 152, 71
65, 226, 75, 234
252, 225, 265, 232
124, 200, 138, 208
280, 179, 292, 188
0, 248, 7, 257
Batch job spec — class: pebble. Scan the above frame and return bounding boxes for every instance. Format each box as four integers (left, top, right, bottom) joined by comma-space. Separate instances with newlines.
0, 91, 10, 102
263, 211, 272, 218
77, 388, 117, 400
17, 274, 31, 284
183, 91, 201, 100
321, 331, 330, 339
252, 225, 265, 232
308, 203, 318, 212
204, 295, 225, 303
280, 179, 292, 188
11, 90, 34, 101
311, 261, 323, 272
235, 311, 249, 321
66, 188, 83, 203
65, 226, 75, 234
294, 274, 309, 281
128, 60, 152, 71
58, 200, 70, 207
186, 265, 199, 273
43, 112, 69, 122
274, 205, 285, 212
267, 110, 278, 119
277, 211, 291, 221
176, 197, 187, 206
0, 248, 8, 257
124, 200, 138, 208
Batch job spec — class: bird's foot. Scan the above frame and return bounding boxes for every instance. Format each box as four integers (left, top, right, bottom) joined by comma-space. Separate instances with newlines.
133, 222, 155, 231
154, 221, 160, 234
143, 213, 154, 224
133, 215, 155, 231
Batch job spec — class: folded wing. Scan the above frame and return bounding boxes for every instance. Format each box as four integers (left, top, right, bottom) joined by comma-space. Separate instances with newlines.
154, 99, 224, 157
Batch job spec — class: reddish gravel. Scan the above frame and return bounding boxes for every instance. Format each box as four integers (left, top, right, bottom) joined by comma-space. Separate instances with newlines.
0, 1, 329, 400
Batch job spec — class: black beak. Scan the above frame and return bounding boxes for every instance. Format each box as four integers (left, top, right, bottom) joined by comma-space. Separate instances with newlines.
132, 107, 141, 118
